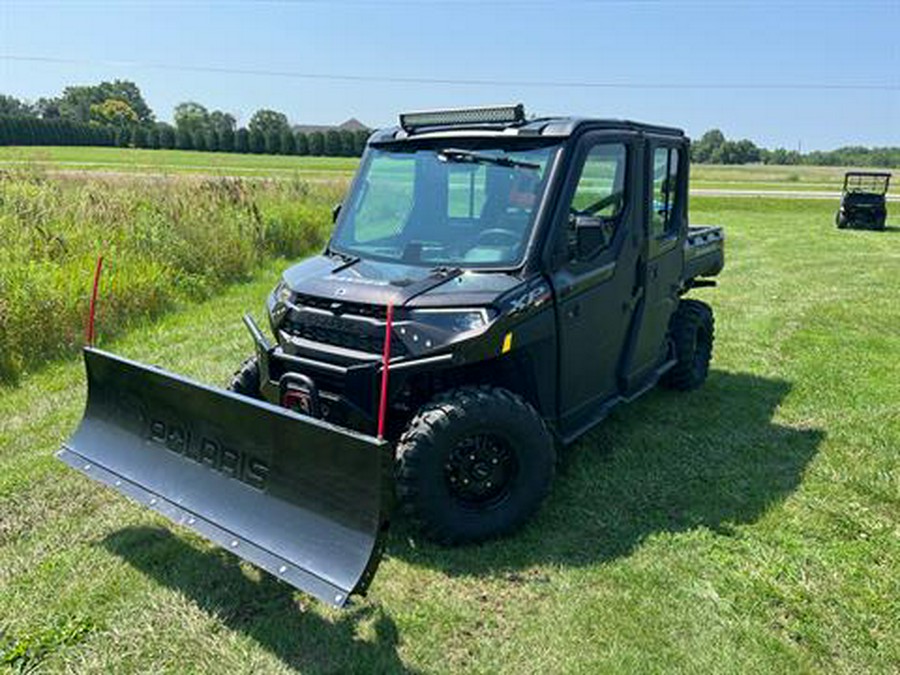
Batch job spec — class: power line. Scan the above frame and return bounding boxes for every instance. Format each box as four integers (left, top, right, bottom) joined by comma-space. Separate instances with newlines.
2, 54, 898, 92
12, 0, 893, 4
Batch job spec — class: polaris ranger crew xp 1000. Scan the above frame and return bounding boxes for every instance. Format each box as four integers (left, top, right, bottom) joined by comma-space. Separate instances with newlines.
60, 105, 725, 608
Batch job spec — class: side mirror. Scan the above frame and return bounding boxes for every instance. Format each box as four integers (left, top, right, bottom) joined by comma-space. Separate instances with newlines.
572, 214, 612, 260
332, 203, 342, 224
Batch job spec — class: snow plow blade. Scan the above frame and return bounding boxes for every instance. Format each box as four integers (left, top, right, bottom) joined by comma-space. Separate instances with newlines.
58, 348, 392, 608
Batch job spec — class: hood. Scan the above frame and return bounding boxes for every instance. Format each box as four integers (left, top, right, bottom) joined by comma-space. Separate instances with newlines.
281, 255, 523, 308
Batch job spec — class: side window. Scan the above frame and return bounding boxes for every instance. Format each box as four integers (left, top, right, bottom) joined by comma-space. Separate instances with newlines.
651, 146, 680, 238
567, 143, 627, 259
570, 143, 627, 218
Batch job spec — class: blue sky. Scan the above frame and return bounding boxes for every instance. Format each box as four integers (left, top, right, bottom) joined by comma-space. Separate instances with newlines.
1, 0, 897, 150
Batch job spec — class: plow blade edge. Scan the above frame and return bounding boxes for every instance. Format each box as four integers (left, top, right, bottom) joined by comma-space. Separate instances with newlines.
58, 348, 392, 607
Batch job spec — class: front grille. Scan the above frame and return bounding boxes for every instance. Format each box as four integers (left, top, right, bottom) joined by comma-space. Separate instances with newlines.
293, 294, 388, 320
283, 319, 409, 356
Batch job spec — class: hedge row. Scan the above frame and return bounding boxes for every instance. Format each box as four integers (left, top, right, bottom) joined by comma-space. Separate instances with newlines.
0, 116, 370, 157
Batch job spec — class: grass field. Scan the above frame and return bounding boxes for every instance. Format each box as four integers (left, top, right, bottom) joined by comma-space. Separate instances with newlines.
0, 170, 341, 383
1, 193, 898, 673
690, 163, 896, 192
1, 146, 897, 196
0, 147, 359, 178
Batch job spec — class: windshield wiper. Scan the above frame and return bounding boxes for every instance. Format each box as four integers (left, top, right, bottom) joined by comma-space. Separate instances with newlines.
327, 248, 360, 272
430, 265, 463, 277
438, 148, 540, 171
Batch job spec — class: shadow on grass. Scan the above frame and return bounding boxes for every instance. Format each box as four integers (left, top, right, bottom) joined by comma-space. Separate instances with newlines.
391, 370, 824, 576
102, 527, 419, 674
98, 370, 822, 643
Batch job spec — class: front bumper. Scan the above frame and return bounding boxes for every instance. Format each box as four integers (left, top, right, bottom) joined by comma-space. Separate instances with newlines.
244, 315, 454, 435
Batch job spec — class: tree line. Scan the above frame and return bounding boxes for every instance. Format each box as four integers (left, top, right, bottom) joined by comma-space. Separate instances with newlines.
0, 81, 369, 157
690, 128, 900, 168
2, 81, 898, 166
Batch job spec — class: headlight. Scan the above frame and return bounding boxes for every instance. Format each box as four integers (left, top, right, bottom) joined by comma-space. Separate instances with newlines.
268, 281, 293, 325
273, 281, 293, 306
407, 308, 493, 334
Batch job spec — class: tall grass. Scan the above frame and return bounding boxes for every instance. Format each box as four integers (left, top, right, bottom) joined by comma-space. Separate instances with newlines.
0, 170, 344, 383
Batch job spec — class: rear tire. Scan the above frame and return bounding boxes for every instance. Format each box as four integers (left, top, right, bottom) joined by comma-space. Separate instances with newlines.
228, 356, 262, 399
661, 299, 714, 391
836, 212, 848, 229
396, 386, 555, 545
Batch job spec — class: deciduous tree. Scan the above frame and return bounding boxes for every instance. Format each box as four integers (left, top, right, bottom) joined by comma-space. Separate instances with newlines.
90, 98, 139, 128
0, 94, 34, 117
174, 101, 210, 136
59, 80, 153, 123
235, 128, 250, 153
249, 109, 290, 136
209, 110, 236, 135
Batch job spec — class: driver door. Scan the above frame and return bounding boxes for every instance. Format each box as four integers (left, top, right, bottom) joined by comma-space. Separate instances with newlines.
551, 135, 643, 434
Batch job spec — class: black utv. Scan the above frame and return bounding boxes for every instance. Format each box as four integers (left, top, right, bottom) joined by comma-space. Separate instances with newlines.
836, 171, 890, 230
60, 105, 725, 608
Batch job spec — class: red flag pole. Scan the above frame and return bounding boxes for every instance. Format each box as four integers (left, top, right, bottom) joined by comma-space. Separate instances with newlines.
85, 255, 104, 347
377, 303, 394, 439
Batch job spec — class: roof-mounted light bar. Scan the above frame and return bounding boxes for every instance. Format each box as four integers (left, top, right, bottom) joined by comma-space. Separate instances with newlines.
399, 104, 526, 132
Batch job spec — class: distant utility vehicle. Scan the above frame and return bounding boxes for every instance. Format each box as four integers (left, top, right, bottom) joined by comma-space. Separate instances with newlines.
60, 105, 724, 608
836, 171, 890, 230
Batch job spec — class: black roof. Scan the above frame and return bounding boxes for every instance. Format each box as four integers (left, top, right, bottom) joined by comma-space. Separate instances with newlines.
370, 116, 684, 145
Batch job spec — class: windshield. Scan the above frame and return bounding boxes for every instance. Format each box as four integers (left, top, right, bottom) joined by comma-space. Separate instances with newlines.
844, 173, 890, 195
331, 143, 559, 268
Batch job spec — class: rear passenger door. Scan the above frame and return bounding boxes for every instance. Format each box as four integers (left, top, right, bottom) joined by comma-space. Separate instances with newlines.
628, 138, 687, 381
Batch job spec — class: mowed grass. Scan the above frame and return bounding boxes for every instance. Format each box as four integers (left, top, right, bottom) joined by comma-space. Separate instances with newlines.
690, 165, 897, 196
0, 146, 359, 178
1, 146, 897, 195
1, 196, 899, 673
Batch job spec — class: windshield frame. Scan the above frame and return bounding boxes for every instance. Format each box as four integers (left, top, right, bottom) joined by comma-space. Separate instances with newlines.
329, 138, 565, 272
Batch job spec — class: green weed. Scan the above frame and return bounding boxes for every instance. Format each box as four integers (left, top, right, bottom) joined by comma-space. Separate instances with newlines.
0, 170, 345, 383
1, 615, 97, 672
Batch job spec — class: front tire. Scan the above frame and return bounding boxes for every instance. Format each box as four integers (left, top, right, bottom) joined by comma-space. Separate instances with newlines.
396, 386, 555, 545
661, 299, 714, 391
228, 356, 262, 399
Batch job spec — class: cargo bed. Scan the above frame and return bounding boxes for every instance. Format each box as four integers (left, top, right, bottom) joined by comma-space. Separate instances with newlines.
684, 225, 725, 280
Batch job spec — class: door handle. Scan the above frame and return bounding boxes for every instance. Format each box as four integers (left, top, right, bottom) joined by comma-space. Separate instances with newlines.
622, 287, 644, 314
566, 304, 581, 319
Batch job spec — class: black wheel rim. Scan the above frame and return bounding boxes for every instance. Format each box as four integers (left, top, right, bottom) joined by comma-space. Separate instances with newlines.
444, 433, 517, 510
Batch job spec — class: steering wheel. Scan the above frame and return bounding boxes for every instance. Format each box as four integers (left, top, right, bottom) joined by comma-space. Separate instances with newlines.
474, 228, 519, 247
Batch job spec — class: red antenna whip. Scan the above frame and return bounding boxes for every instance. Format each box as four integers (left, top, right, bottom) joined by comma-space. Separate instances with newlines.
377, 303, 394, 439
85, 255, 104, 347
